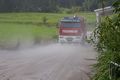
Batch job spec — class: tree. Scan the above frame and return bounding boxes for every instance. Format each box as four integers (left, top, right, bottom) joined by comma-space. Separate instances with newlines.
0, 0, 116, 12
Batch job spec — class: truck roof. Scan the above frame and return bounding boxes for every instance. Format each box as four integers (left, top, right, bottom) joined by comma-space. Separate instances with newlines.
61, 17, 81, 22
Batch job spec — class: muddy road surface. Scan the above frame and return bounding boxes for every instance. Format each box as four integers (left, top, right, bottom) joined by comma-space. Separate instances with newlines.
0, 43, 96, 80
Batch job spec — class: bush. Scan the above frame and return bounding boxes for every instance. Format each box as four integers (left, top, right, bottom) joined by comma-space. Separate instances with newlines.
42, 16, 48, 24
91, 0, 120, 80
58, 7, 81, 14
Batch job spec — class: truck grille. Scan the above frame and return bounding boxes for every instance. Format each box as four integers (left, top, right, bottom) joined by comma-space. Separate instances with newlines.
66, 37, 73, 41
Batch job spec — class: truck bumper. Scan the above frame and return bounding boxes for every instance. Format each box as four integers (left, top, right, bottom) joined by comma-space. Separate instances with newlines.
58, 35, 84, 43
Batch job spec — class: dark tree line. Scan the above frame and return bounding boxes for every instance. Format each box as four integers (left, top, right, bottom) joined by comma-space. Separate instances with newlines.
0, 0, 115, 12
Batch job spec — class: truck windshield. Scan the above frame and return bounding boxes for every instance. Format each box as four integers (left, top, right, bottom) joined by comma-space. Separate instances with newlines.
61, 22, 80, 28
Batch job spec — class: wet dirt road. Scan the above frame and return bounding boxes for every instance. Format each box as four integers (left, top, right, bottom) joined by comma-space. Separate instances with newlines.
0, 44, 96, 80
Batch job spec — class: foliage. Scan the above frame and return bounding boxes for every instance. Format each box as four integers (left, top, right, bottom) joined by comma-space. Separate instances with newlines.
42, 16, 48, 24
58, 7, 81, 14
71, 7, 81, 13
91, 0, 120, 80
0, 0, 115, 12
113, 0, 120, 13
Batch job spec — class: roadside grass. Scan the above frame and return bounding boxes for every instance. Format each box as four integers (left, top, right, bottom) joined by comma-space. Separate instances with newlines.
0, 23, 57, 42
0, 23, 57, 49
0, 12, 96, 47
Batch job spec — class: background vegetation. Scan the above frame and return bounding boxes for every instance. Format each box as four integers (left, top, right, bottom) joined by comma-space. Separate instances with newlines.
0, 12, 96, 37
0, 0, 115, 12
91, 0, 120, 80
0, 12, 96, 49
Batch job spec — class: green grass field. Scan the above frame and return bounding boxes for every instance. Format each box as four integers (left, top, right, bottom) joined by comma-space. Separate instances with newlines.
0, 12, 96, 24
0, 12, 96, 47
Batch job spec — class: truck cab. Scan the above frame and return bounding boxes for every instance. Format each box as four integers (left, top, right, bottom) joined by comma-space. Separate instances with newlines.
58, 16, 86, 43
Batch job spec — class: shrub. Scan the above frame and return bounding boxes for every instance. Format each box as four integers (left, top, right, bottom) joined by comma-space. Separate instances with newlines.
42, 16, 48, 24
91, 0, 120, 80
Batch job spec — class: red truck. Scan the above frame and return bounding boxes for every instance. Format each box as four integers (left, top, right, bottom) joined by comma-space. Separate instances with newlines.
58, 16, 86, 43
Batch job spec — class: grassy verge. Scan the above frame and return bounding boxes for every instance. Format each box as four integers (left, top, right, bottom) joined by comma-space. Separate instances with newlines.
0, 23, 57, 45
0, 12, 96, 48
0, 23, 57, 49
0, 12, 96, 39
